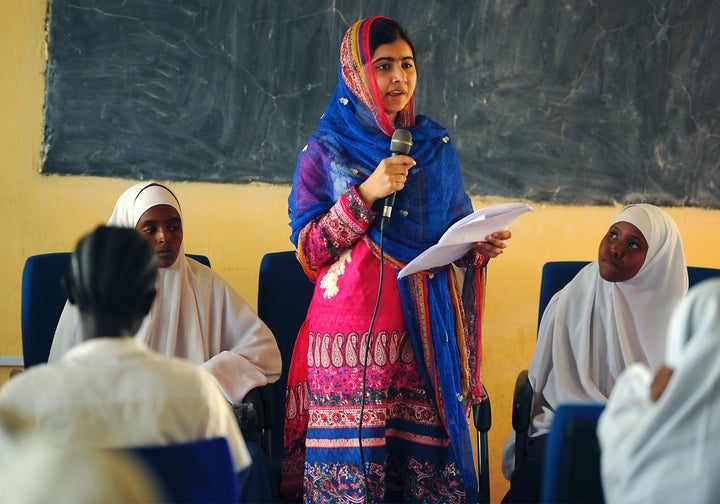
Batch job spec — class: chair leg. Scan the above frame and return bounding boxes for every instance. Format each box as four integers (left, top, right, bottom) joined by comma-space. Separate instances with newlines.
473, 388, 492, 504
477, 430, 490, 504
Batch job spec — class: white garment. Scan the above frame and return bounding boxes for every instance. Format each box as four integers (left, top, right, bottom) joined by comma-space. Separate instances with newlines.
49, 181, 281, 403
598, 278, 720, 504
502, 204, 687, 478
0, 435, 164, 503
1, 338, 250, 472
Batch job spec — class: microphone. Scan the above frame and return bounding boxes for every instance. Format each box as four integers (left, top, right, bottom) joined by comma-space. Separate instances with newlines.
380, 129, 413, 233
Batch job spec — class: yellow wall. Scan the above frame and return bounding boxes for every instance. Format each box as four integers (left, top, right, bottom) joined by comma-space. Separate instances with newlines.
3, 1, 719, 500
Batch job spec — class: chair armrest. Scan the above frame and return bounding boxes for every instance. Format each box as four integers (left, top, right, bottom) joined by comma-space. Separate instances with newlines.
512, 369, 533, 467
512, 370, 532, 431
241, 384, 273, 458
245, 383, 273, 431
472, 389, 491, 432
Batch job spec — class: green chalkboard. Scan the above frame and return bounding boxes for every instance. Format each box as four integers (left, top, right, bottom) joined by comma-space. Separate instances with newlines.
43, 0, 720, 207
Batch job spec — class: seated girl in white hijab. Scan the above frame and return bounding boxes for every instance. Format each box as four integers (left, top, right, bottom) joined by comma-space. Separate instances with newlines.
598, 278, 720, 504
49, 182, 281, 404
501, 203, 688, 503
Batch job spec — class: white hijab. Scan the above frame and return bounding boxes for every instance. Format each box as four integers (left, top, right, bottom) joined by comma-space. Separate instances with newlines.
527, 204, 688, 437
49, 182, 281, 403
598, 278, 720, 503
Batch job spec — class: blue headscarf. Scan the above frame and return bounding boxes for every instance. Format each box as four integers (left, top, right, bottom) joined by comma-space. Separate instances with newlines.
287, 16, 480, 500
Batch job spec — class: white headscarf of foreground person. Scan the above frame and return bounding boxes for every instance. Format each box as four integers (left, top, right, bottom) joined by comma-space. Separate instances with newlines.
502, 203, 688, 477
598, 278, 720, 503
49, 182, 281, 403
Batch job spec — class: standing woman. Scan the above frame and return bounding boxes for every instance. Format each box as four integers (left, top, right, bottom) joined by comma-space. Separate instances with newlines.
284, 16, 510, 503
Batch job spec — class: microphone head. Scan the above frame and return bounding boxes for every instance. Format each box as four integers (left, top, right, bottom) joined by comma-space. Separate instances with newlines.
390, 129, 413, 155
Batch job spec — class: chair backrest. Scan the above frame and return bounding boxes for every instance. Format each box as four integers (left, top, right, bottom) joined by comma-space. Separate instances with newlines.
537, 261, 589, 328
21, 252, 211, 369
537, 261, 720, 328
21, 253, 73, 368
126, 437, 238, 504
687, 265, 720, 288
186, 254, 211, 268
256, 251, 315, 481
540, 403, 605, 504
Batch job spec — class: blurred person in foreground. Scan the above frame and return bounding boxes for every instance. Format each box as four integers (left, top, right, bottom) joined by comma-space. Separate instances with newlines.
0, 226, 250, 474
599, 278, 720, 503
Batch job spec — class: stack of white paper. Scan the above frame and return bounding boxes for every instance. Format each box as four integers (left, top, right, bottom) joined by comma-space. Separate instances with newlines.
397, 202, 532, 279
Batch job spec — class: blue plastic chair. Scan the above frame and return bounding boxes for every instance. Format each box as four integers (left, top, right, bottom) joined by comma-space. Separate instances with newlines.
256, 251, 315, 487
540, 403, 605, 503
20, 252, 210, 368
127, 437, 238, 503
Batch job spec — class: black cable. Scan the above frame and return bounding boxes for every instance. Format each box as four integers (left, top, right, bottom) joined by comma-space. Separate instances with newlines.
358, 224, 385, 500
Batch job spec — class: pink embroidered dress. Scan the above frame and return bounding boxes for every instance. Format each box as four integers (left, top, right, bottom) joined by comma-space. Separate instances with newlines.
283, 17, 488, 504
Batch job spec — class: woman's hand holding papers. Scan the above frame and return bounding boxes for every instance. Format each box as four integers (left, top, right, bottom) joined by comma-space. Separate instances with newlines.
472, 230, 512, 258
